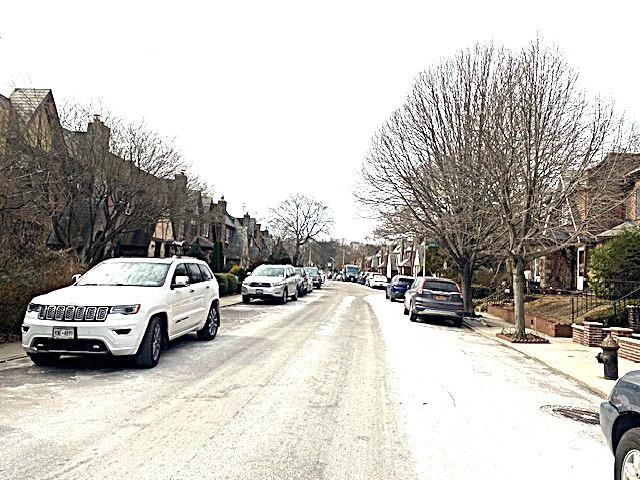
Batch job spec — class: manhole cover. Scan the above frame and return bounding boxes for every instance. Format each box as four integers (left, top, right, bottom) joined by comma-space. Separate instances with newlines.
540, 405, 600, 425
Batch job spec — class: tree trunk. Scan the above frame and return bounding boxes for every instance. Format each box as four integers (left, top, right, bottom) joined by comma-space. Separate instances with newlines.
459, 261, 474, 316
512, 256, 527, 339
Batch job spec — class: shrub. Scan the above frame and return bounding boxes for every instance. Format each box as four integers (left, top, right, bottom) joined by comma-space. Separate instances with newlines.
189, 243, 208, 262
471, 284, 493, 300
225, 273, 238, 294
0, 249, 85, 334
583, 306, 613, 323
210, 241, 224, 273
214, 273, 229, 295
589, 230, 640, 292
229, 265, 247, 284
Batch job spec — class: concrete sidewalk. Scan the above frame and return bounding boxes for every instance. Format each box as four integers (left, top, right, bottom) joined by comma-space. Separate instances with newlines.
0, 294, 244, 363
465, 313, 639, 398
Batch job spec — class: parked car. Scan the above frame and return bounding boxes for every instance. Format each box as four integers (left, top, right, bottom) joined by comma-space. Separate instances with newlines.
600, 370, 640, 479
403, 276, 464, 327
369, 274, 389, 289
386, 275, 415, 301
294, 266, 313, 295
343, 264, 360, 283
304, 266, 323, 288
242, 264, 299, 304
334, 272, 344, 281
319, 269, 326, 284
22, 257, 220, 369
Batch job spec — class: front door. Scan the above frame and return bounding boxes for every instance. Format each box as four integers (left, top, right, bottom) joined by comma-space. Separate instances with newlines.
170, 263, 197, 336
576, 247, 586, 291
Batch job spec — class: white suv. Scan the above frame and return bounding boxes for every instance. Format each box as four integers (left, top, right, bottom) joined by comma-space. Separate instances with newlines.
21, 257, 220, 368
241, 264, 300, 303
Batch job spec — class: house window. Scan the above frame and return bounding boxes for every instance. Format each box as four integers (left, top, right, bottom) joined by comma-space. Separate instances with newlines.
202, 222, 209, 237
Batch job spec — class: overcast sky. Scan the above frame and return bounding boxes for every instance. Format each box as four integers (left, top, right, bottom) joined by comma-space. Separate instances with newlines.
1, 1, 638, 241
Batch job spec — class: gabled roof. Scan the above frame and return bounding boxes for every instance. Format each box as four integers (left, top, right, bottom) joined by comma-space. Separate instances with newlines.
595, 220, 638, 240
9, 88, 51, 123
0, 94, 10, 109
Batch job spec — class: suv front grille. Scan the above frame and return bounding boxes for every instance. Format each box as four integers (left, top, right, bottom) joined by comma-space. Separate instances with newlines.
249, 282, 271, 288
38, 305, 109, 322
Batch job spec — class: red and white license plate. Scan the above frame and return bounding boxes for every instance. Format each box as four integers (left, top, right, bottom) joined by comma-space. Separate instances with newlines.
52, 326, 75, 340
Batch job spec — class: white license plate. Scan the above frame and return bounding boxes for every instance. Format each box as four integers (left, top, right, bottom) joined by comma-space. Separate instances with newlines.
52, 326, 75, 340
256, 289, 263, 295
435, 295, 448, 301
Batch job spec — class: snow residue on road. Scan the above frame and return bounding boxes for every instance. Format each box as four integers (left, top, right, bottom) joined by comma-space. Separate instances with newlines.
365, 292, 610, 480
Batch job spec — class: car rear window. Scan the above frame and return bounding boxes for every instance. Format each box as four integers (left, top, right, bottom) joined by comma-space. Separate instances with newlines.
397, 277, 414, 285
423, 280, 459, 293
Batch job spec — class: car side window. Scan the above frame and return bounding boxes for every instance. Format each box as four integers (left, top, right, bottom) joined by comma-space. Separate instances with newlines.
173, 263, 188, 283
198, 264, 213, 281
187, 263, 203, 284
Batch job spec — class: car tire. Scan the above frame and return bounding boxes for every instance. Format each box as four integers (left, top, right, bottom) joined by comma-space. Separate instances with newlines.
292, 288, 299, 301
403, 304, 409, 315
242, 295, 250, 304
390, 296, 395, 302
453, 317, 463, 328
197, 303, 220, 341
615, 428, 640, 480
409, 303, 418, 322
385, 291, 389, 299
134, 317, 162, 368
27, 352, 60, 366
280, 289, 288, 304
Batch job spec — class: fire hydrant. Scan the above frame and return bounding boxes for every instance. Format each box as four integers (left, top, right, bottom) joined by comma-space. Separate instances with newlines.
596, 334, 619, 380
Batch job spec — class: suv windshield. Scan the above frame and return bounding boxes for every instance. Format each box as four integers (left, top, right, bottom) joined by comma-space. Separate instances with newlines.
253, 266, 285, 277
304, 267, 319, 275
423, 280, 459, 293
346, 266, 359, 274
77, 262, 170, 287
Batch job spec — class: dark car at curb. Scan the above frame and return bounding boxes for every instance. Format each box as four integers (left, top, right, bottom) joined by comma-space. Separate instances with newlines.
386, 275, 414, 302
600, 370, 640, 479
403, 276, 463, 327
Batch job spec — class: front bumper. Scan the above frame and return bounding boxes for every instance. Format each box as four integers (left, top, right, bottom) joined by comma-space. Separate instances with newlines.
22, 314, 146, 356
600, 400, 619, 452
242, 284, 285, 298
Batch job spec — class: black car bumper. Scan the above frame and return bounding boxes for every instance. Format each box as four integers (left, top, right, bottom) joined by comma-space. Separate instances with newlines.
600, 400, 619, 452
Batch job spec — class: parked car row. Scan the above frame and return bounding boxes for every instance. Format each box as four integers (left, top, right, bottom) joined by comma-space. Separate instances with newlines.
241, 264, 324, 304
21, 257, 327, 370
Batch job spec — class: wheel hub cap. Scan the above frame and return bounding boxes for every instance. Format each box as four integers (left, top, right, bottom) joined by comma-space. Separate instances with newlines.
209, 309, 218, 334
152, 325, 161, 360
623, 449, 640, 480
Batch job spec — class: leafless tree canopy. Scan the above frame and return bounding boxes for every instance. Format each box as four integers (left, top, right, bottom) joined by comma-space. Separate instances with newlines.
269, 194, 334, 266
359, 40, 628, 333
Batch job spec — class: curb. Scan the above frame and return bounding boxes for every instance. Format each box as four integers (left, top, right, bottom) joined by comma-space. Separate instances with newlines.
463, 319, 610, 399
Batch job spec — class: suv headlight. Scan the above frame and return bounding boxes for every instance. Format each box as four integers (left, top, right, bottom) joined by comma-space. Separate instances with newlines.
110, 304, 141, 315
272, 281, 284, 287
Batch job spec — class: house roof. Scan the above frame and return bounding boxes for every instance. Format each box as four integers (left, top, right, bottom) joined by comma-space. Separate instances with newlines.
595, 220, 638, 240
9, 88, 51, 123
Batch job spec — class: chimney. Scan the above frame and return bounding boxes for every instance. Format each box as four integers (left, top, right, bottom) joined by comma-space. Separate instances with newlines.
86, 113, 110, 157
174, 170, 188, 192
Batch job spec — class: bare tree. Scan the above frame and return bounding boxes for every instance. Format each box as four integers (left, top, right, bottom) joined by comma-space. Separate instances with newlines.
482, 41, 625, 338
358, 45, 504, 314
45, 104, 189, 265
269, 194, 334, 266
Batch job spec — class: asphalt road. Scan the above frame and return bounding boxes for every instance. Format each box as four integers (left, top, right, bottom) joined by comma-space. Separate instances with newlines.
0, 282, 612, 479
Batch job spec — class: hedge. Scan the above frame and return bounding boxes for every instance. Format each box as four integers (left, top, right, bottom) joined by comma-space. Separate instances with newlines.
214, 273, 238, 296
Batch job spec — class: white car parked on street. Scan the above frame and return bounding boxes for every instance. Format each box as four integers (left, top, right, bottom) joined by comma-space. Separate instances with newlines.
368, 274, 389, 289
22, 257, 220, 368
241, 264, 300, 303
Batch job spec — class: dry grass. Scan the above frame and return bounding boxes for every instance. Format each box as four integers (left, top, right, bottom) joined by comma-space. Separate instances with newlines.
524, 295, 574, 325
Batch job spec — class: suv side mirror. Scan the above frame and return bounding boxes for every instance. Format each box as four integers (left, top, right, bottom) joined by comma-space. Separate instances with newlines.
71, 273, 82, 284
173, 275, 190, 288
